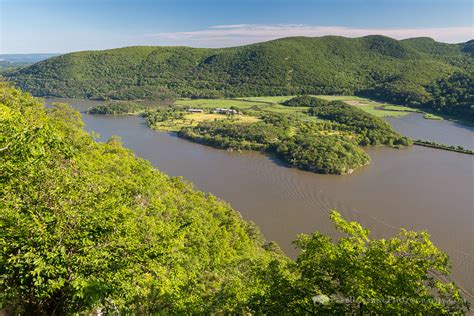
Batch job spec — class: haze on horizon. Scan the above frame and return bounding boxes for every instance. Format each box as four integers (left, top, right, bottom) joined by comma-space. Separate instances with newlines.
0, 0, 473, 54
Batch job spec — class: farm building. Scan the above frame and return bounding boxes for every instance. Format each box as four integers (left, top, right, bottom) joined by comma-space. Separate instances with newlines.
187, 108, 204, 113
214, 108, 238, 115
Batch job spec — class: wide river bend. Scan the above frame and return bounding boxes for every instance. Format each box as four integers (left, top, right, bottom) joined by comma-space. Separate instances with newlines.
47, 98, 474, 302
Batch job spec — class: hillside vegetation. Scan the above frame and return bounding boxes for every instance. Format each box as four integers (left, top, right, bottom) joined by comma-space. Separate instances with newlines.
282, 95, 329, 107
0, 84, 470, 314
0, 83, 287, 314
86, 100, 155, 115
6, 36, 473, 120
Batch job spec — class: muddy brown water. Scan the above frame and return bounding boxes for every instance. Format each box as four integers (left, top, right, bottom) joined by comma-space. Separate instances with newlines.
47, 99, 474, 302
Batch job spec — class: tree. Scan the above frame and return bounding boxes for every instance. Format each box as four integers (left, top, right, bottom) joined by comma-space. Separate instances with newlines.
0, 82, 285, 314
280, 211, 470, 314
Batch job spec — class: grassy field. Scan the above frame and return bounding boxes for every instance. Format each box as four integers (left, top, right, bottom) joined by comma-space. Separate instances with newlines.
370, 104, 443, 120
260, 104, 308, 114
151, 112, 260, 132
423, 113, 443, 120
382, 105, 420, 112
314, 96, 417, 118
236, 96, 296, 104
348, 103, 412, 118
173, 97, 307, 116
175, 98, 263, 110
313, 95, 369, 101
173, 96, 443, 120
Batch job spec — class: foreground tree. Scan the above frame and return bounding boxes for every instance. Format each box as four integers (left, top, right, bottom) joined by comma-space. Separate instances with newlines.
254, 211, 470, 314
0, 82, 285, 314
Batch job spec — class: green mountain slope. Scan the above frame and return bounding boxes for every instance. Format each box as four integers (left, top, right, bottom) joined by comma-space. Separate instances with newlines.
6, 35, 473, 119
461, 40, 474, 56
401, 37, 466, 57
0, 82, 286, 313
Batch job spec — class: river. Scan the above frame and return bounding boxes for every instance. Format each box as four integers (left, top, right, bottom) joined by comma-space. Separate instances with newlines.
47, 98, 474, 302
387, 113, 474, 150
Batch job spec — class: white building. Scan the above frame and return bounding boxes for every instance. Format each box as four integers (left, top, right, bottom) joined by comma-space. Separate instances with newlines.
187, 108, 204, 113
214, 108, 238, 115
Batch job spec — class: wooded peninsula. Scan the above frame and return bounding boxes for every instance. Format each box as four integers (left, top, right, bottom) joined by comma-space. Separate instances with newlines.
85, 95, 412, 174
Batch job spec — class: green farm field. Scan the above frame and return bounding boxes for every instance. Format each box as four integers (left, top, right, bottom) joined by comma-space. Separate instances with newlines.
175, 95, 439, 119
174, 98, 262, 110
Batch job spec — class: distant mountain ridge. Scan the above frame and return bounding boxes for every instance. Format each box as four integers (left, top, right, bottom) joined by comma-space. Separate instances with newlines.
0, 53, 59, 63
5, 35, 473, 119
0, 53, 59, 73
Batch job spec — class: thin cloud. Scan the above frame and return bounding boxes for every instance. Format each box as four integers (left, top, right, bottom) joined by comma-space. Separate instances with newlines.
210, 24, 255, 29
146, 24, 473, 47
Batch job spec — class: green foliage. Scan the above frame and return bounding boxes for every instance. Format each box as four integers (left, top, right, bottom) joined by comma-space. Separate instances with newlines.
282, 95, 329, 107
0, 83, 285, 314
86, 100, 151, 115
179, 120, 287, 151
425, 73, 473, 119
252, 211, 470, 314
461, 40, 474, 57
178, 110, 378, 174
307, 101, 412, 146
6, 36, 473, 120
414, 139, 474, 154
144, 107, 185, 126
276, 134, 370, 174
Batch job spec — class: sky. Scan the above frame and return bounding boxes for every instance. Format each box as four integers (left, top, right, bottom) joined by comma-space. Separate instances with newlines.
0, 0, 473, 54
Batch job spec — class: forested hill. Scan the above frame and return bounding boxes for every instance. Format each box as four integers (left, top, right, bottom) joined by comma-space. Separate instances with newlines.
5, 35, 474, 119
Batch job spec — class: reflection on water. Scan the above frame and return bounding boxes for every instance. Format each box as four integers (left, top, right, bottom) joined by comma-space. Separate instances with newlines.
47, 98, 474, 302
386, 113, 474, 149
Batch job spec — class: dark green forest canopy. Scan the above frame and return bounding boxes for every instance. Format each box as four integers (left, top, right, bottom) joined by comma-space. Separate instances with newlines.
6, 35, 473, 120
0, 84, 470, 314
86, 100, 156, 115
283, 95, 329, 107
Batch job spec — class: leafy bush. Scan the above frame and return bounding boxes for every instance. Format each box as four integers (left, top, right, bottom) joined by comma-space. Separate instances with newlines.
252, 212, 470, 314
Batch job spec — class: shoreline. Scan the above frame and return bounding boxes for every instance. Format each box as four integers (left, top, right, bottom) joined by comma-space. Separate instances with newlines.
413, 140, 474, 155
